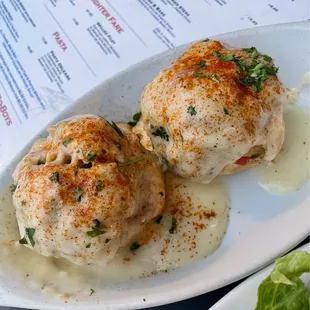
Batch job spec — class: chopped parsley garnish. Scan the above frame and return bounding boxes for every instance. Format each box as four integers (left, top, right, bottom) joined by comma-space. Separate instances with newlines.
180, 131, 184, 143
152, 127, 169, 141
155, 215, 163, 224
86, 151, 97, 162
105, 238, 111, 244
224, 108, 230, 115
219, 54, 234, 61
193, 72, 206, 78
49, 171, 59, 183
95, 180, 102, 192
86, 243, 91, 248
128, 111, 142, 127
242, 46, 258, 58
21, 200, 25, 206
130, 241, 140, 251
62, 138, 72, 147
119, 157, 144, 167
196, 60, 207, 68
19, 236, 28, 245
169, 217, 177, 234
74, 187, 83, 202
87, 219, 105, 237
76, 149, 81, 153
202, 38, 210, 42
233, 57, 246, 72
9, 184, 16, 194
265, 65, 278, 76
263, 54, 272, 62
238, 76, 262, 91
209, 74, 220, 82
108, 121, 124, 137
187, 105, 197, 116
25, 228, 35, 247
87, 227, 105, 237
90, 288, 95, 296
210, 47, 279, 92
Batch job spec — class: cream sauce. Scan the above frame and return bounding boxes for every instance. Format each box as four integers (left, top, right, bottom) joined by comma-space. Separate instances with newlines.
254, 73, 310, 193
0, 174, 229, 296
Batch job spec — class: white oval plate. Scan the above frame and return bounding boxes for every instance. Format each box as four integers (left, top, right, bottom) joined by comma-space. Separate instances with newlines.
0, 21, 309, 310
210, 242, 310, 310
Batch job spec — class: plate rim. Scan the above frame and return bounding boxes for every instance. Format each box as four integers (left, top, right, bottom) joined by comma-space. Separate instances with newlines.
209, 242, 310, 310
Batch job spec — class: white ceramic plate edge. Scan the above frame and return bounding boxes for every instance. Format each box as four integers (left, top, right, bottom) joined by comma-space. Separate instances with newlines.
210, 242, 310, 310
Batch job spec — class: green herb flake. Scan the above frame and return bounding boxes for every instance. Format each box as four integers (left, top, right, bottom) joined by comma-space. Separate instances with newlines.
90, 288, 95, 296
212, 51, 219, 57
130, 241, 141, 251
180, 131, 184, 143
95, 180, 102, 192
169, 217, 177, 234
115, 143, 122, 150
224, 108, 229, 115
152, 127, 169, 141
219, 54, 234, 61
209, 74, 220, 83
86, 151, 97, 162
108, 121, 124, 137
263, 54, 273, 62
159, 192, 164, 197
128, 112, 142, 127
62, 138, 72, 147
21, 200, 25, 206
74, 187, 83, 202
196, 60, 207, 68
202, 38, 210, 42
87, 227, 105, 238
119, 157, 144, 167
187, 105, 197, 116
25, 228, 35, 247
76, 149, 81, 153
9, 184, 16, 194
242, 46, 258, 58
49, 171, 59, 183
86, 243, 91, 248
19, 236, 28, 245
87, 219, 105, 237
265, 65, 278, 76
238, 76, 256, 87
193, 72, 206, 78
105, 238, 111, 244
233, 57, 246, 72
155, 215, 163, 224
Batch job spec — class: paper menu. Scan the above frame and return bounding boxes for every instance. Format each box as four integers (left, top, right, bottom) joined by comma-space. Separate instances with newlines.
0, 0, 309, 172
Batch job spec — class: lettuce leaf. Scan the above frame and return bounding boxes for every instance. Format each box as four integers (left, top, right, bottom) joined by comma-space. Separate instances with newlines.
255, 250, 310, 310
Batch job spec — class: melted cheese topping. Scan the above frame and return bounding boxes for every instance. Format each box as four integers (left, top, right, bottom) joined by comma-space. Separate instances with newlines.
12, 115, 165, 265
134, 40, 285, 183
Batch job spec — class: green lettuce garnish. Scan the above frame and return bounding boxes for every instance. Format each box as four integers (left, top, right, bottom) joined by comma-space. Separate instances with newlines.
255, 250, 310, 310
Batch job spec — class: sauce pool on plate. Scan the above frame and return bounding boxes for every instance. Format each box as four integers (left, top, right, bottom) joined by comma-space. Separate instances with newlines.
254, 74, 310, 193
0, 173, 229, 296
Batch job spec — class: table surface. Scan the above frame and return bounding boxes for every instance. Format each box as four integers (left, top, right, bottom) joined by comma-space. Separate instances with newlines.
1, 237, 309, 310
